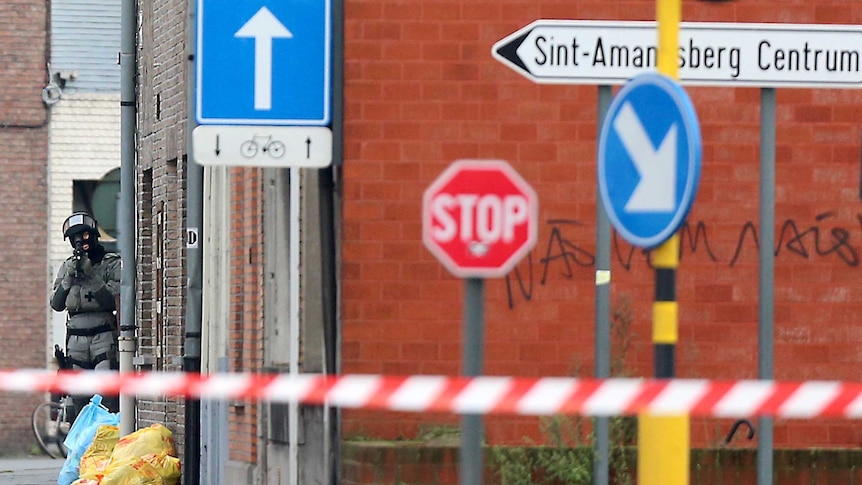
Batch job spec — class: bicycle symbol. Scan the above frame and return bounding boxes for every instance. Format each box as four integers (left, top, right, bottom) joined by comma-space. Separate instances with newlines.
240, 135, 285, 159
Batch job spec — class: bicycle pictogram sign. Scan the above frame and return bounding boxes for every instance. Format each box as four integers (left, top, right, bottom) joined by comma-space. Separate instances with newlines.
240, 134, 286, 159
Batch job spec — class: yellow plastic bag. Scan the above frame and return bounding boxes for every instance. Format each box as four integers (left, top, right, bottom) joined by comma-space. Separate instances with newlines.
145, 451, 181, 481
100, 424, 181, 485
111, 423, 176, 461
99, 451, 181, 485
77, 424, 120, 481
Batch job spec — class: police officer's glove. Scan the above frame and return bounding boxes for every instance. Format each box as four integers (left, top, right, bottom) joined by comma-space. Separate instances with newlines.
61, 274, 75, 290
60, 259, 78, 289
62, 258, 78, 274
79, 256, 96, 278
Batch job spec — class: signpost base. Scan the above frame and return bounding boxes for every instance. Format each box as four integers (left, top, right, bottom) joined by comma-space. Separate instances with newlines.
638, 414, 689, 485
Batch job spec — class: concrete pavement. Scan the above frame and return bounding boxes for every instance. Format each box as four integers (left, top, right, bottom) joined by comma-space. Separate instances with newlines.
0, 455, 63, 485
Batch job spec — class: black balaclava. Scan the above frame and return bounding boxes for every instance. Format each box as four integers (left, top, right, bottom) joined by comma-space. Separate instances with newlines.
70, 229, 106, 264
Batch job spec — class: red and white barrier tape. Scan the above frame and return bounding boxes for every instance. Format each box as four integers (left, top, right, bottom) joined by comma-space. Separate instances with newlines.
5, 369, 862, 419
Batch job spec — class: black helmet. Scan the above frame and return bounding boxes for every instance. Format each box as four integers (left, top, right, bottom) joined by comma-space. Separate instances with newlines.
62, 212, 99, 244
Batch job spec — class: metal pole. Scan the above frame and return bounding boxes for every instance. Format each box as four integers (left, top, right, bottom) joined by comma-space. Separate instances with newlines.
184, 0, 203, 482
325, 2, 345, 484
118, 0, 137, 437
757, 87, 776, 485
289, 166, 301, 485
461, 278, 484, 485
639, 1, 689, 484
593, 84, 612, 485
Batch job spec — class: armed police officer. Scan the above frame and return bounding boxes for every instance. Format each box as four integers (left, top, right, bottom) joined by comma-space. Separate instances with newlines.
50, 212, 121, 413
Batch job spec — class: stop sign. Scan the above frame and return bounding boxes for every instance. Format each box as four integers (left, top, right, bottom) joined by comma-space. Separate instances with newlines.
422, 159, 538, 278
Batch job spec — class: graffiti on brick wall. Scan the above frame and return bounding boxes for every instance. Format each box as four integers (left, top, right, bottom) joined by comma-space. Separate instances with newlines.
505, 211, 861, 309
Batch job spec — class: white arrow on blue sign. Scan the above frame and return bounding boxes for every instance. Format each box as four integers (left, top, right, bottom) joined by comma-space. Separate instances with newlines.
196, 0, 331, 126
598, 73, 702, 248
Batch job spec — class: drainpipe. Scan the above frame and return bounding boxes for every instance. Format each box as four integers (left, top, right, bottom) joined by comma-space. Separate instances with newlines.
184, 0, 203, 482
118, 0, 138, 437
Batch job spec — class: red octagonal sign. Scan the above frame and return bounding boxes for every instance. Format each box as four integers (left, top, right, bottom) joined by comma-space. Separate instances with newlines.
423, 159, 538, 278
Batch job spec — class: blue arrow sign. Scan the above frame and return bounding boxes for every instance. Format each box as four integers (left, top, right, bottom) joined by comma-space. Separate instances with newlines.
598, 73, 702, 248
196, 0, 331, 126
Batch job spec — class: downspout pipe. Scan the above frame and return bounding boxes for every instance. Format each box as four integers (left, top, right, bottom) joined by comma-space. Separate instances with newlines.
184, 0, 203, 483
118, 0, 138, 437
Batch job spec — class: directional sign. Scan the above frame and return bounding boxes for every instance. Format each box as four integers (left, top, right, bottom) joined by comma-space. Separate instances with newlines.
192, 126, 332, 167
598, 73, 702, 248
493, 20, 862, 89
196, 0, 331, 125
423, 160, 538, 279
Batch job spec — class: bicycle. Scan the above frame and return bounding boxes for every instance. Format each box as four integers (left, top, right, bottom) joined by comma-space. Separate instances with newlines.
32, 393, 75, 458
31, 345, 77, 459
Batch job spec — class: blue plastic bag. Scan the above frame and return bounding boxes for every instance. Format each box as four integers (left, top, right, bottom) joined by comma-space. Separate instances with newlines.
58, 395, 120, 485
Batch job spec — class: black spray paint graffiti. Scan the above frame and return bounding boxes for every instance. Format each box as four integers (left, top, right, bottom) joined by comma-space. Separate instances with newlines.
505, 211, 861, 309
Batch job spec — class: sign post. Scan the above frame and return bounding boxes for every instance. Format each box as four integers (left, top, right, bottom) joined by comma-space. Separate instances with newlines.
493, 20, 862, 88
645, 5, 687, 482
598, 71, 702, 485
494, 16, 861, 485
194, 0, 333, 167
193, 1, 335, 482
423, 160, 538, 485
591, 4, 701, 484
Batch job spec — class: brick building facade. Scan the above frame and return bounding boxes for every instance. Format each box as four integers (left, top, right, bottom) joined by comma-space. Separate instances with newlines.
340, 0, 862, 449
0, 0, 49, 455
0, 0, 123, 458
135, 0, 189, 456
138, 0, 336, 480
137, 0, 862, 482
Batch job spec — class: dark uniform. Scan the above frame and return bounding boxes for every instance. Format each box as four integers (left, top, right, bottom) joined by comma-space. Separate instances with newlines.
50, 212, 120, 413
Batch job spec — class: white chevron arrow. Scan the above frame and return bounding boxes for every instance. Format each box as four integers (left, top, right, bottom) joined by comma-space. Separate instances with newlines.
235, 7, 293, 111
613, 102, 677, 212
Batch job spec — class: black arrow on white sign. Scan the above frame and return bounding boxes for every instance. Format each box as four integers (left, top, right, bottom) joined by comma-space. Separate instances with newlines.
494, 30, 531, 75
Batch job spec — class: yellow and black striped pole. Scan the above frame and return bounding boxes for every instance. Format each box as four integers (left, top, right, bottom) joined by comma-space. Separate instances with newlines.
638, 0, 689, 484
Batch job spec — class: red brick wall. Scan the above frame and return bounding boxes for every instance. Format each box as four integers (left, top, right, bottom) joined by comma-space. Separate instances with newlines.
341, 0, 862, 448
228, 166, 265, 463
0, 0, 49, 454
